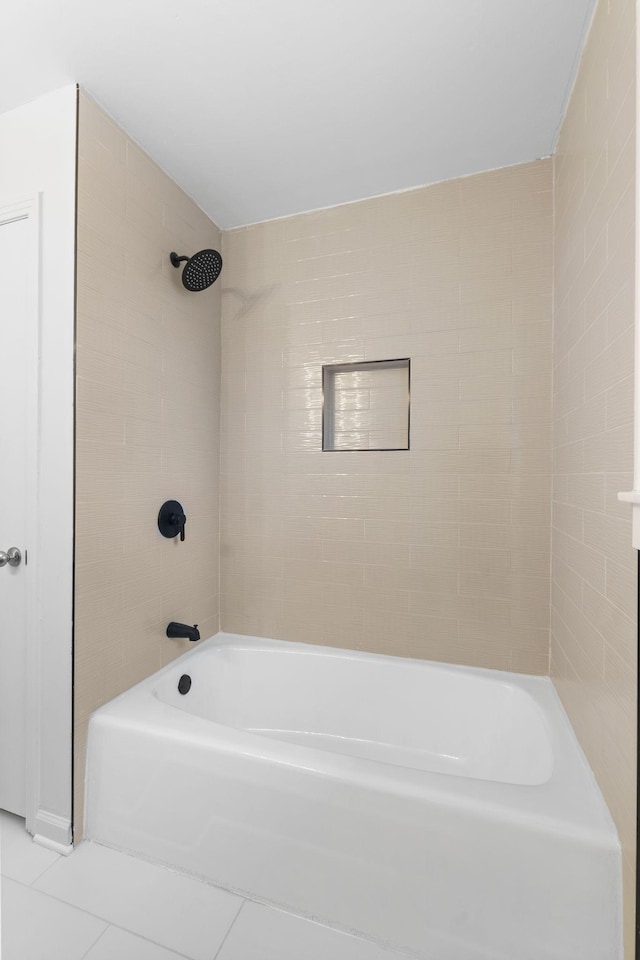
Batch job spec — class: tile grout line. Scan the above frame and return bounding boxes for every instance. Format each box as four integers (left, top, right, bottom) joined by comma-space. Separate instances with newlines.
211, 899, 246, 960
82, 922, 196, 960
78, 923, 111, 960
27, 852, 63, 887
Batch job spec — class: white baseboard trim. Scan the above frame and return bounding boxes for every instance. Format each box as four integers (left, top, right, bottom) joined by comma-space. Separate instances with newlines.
33, 833, 73, 856
32, 809, 73, 854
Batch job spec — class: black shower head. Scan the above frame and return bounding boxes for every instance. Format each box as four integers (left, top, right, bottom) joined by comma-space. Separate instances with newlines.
170, 249, 223, 291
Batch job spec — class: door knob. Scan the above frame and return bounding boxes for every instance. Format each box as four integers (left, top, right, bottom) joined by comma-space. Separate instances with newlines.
0, 548, 22, 568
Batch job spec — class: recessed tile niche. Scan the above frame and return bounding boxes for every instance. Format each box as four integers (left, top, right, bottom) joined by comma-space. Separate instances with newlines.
322, 358, 410, 452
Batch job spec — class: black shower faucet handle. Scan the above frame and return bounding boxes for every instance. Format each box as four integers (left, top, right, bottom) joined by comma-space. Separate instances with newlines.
170, 512, 187, 541
158, 500, 188, 542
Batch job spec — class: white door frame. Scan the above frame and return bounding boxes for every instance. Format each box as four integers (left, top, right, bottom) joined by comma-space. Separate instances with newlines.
0, 194, 47, 841
0, 86, 76, 853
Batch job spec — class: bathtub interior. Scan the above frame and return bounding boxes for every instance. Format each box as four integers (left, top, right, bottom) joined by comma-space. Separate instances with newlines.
153, 640, 554, 786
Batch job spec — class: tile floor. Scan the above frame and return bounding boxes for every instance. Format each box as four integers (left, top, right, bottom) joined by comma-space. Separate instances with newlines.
0, 811, 410, 960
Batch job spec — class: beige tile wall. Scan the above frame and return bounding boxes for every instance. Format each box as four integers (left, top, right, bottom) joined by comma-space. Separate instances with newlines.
551, 0, 636, 953
74, 93, 222, 837
220, 159, 553, 673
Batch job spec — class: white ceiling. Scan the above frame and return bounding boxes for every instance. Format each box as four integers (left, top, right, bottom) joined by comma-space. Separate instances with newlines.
1, 0, 595, 229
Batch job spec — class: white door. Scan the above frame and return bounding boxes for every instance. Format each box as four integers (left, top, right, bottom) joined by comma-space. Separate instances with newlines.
0, 210, 32, 817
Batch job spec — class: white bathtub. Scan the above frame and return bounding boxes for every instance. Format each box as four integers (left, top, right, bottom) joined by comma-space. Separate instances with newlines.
85, 633, 621, 959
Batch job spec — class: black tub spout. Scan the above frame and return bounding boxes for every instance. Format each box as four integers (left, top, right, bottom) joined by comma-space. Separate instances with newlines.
166, 622, 200, 642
